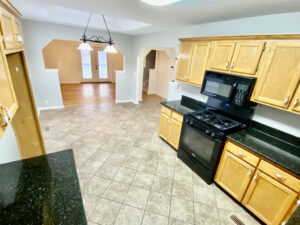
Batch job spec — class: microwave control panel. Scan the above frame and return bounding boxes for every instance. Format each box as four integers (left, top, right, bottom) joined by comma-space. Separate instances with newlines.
232, 83, 249, 106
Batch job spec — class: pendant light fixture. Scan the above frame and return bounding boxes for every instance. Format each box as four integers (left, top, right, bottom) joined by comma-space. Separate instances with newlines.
78, 11, 118, 53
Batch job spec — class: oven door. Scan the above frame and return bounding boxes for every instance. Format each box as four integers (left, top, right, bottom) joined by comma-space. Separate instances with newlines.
179, 123, 223, 170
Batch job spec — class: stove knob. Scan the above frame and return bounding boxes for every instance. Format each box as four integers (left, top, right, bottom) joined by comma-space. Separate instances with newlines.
205, 130, 211, 135
189, 120, 194, 126
211, 133, 216, 138
185, 118, 190, 123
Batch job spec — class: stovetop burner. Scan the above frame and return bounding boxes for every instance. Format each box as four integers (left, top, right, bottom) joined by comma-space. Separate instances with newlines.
188, 109, 243, 132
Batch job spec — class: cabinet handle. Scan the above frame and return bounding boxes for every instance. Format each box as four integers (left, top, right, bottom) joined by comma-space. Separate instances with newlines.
284, 96, 290, 105
237, 151, 246, 157
230, 61, 234, 69
248, 169, 252, 176
294, 97, 299, 107
254, 173, 259, 181
225, 62, 229, 68
281, 222, 286, 225
273, 171, 286, 180
0, 105, 11, 127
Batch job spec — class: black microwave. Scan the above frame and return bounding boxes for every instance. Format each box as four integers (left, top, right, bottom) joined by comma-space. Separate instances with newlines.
201, 71, 256, 107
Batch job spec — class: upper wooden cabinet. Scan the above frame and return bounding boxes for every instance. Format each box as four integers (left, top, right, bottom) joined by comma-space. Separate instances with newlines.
289, 84, 300, 113
0, 9, 16, 49
176, 41, 194, 82
188, 41, 211, 86
14, 18, 24, 48
253, 41, 300, 109
207, 41, 236, 71
230, 41, 265, 75
0, 36, 18, 137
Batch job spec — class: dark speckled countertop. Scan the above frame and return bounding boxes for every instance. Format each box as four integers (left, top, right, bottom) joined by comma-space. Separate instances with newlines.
0, 149, 87, 225
161, 95, 206, 115
228, 121, 300, 176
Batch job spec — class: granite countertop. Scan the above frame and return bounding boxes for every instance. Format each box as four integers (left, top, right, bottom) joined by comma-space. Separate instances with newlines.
0, 149, 87, 225
228, 122, 300, 176
161, 95, 206, 115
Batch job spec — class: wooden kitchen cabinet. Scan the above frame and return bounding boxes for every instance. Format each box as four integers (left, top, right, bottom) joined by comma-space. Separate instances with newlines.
159, 106, 183, 150
230, 41, 265, 75
253, 41, 300, 109
13, 18, 23, 48
207, 41, 236, 71
188, 41, 211, 86
215, 150, 255, 201
176, 41, 194, 82
0, 9, 16, 49
289, 84, 300, 113
242, 171, 297, 225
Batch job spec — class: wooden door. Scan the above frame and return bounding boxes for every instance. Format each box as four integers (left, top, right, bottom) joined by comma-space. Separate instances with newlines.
289, 84, 300, 113
14, 18, 24, 48
189, 41, 211, 86
208, 41, 236, 71
242, 171, 297, 225
0, 38, 18, 138
254, 41, 300, 108
0, 10, 16, 49
230, 41, 265, 75
7, 52, 45, 158
215, 150, 255, 201
159, 112, 170, 141
168, 119, 182, 150
176, 41, 194, 82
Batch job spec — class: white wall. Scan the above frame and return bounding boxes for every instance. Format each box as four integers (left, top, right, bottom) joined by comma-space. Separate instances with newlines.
21, 19, 135, 108
133, 12, 300, 137
0, 125, 21, 164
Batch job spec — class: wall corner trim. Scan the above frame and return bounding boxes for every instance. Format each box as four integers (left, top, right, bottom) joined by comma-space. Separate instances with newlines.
37, 105, 65, 117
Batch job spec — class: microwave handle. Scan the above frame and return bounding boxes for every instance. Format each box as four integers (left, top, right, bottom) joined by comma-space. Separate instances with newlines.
229, 82, 238, 101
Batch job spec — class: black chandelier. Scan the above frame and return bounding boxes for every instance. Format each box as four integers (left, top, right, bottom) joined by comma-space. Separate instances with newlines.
78, 11, 117, 53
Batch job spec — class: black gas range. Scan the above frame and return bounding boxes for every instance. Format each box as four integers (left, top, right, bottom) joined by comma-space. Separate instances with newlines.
178, 71, 257, 184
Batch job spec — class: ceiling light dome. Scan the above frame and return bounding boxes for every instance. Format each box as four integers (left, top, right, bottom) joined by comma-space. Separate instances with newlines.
78, 42, 93, 51
141, 0, 179, 6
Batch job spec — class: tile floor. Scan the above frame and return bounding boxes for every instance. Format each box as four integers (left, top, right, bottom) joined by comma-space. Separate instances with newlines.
39, 99, 261, 225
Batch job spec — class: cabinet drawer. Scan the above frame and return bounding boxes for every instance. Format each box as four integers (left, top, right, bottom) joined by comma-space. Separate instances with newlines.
171, 111, 183, 123
258, 160, 300, 193
226, 141, 260, 167
161, 106, 172, 116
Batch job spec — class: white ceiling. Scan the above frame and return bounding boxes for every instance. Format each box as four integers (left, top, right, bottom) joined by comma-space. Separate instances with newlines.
10, 0, 300, 35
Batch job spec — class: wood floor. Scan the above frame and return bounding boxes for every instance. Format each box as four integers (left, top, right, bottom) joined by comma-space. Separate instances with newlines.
60, 83, 163, 107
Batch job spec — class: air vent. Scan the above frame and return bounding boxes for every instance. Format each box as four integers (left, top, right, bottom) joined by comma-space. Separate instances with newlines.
229, 215, 245, 225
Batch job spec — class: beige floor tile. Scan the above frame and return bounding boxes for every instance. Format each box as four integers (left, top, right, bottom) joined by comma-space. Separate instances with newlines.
114, 205, 144, 225
78, 160, 103, 176
156, 163, 175, 179
105, 153, 126, 166
193, 185, 216, 207
121, 156, 142, 169
88, 221, 98, 225
82, 192, 99, 218
142, 211, 169, 225
151, 176, 173, 196
83, 176, 111, 196
113, 167, 136, 184
103, 180, 130, 203
170, 197, 194, 224
124, 186, 150, 209
138, 159, 158, 174
168, 218, 193, 225
172, 181, 193, 201
90, 150, 111, 162
146, 191, 171, 217
95, 163, 119, 179
132, 171, 154, 189
217, 208, 261, 225
194, 203, 220, 225
89, 198, 121, 225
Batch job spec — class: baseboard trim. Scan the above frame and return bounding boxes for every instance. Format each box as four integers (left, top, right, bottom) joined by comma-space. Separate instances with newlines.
115, 100, 138, 104
38, 106, 65, 116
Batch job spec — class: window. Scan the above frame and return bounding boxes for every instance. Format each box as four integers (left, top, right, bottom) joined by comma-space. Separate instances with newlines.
98, 51, 108, 79
80, 50, 92, 79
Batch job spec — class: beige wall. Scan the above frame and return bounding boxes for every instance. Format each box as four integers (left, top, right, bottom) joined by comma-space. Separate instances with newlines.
42, 39, 124, 84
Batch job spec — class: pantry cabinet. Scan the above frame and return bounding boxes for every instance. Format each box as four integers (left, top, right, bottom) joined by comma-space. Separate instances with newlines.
215, 140, 300, 225
176, 41, 194, 82
253, 41, 300, 109
159, 106, 183, 150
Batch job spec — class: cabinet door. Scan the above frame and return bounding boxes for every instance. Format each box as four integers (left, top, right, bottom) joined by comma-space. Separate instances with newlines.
176, 41, 194, 82
242, 171, 297, 225
289, 84, 300, 113
14, 18, 24, 48
208, 41, 236, 71
159, 112, 170, 141
215, 150, 255, 201
230, 41, 265, 75
189, 41, 211, 86
168, 118, 182, 150
254, 41, 300, 108
0, 10, 16, 49
0, 39, 18, 137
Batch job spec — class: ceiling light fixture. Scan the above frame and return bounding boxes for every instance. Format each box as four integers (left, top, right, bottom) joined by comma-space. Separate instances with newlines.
141, 0, 179, 6
78, 11, 118, 53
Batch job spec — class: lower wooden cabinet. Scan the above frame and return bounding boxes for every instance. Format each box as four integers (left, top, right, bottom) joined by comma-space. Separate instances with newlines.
159, 106, 183, 149
215, 140, 300, 225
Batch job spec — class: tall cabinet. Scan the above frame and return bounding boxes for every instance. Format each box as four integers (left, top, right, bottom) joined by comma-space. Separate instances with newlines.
0, 0, 45, 158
